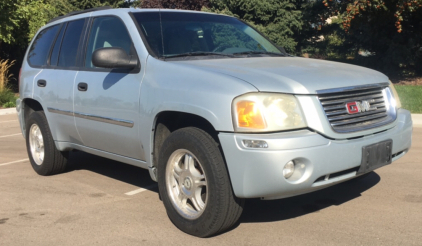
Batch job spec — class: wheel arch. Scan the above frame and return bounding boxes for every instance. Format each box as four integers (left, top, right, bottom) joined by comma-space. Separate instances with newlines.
150, 110, 223, 181
21, 98, 45, 137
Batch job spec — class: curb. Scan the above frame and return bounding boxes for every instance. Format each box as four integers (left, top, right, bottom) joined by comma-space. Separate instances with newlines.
412, 114, 422, 127
0, 107, 421, 127
0, 108, 17, 116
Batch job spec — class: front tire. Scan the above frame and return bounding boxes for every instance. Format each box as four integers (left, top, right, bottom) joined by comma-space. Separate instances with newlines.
25, 111, 68, 176
158, 127, 244, 237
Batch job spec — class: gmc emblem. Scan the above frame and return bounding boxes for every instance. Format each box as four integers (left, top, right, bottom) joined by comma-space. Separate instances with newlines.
345, 100, 377, 114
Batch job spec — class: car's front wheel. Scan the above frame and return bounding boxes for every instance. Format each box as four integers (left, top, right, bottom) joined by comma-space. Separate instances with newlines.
158, 127, 244, 237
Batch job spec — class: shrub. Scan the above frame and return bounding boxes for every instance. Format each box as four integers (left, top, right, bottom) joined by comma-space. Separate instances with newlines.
3, 101, 16, 108
0, 89, 17, 107
0, 59, 17, 108
0, 59, 15, 92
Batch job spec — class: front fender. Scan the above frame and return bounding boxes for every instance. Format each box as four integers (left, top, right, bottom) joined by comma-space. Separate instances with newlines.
138, 56, 258, 168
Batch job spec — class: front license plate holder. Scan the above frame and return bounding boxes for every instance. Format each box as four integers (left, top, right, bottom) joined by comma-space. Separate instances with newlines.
357, 139, 393, 175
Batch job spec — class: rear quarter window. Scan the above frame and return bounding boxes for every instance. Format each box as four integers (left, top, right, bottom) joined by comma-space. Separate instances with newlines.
27, 25, 60, 67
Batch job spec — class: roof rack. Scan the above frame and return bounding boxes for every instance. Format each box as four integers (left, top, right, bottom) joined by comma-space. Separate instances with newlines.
47, 6, 112, 24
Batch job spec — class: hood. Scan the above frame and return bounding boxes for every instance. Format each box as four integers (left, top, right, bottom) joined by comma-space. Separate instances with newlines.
173, 57, 389, 94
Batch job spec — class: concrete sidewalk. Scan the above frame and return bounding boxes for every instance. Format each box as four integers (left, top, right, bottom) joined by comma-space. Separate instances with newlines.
0, 108, 17, 116
1, 107, 422, 127
412, 114, 422, 127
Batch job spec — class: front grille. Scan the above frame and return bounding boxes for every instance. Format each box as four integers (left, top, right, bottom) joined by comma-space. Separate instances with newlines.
318, 85, 395, 133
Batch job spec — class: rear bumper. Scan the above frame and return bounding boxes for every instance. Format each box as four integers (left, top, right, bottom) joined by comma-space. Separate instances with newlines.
16, 98, 25, 138
219, 108, 412, 199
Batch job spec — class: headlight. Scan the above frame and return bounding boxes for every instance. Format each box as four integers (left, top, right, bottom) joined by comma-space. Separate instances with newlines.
388, 81, 402, 109
232, 93, 307, 132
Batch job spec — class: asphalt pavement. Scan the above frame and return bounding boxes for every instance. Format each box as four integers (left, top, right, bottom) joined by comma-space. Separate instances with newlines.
0, 112, 421, 245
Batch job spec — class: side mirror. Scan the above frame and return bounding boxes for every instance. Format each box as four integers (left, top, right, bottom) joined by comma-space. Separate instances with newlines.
92, 47, 138, 69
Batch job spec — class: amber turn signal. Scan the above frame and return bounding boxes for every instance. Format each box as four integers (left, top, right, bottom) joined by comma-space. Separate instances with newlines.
236, 101, 266, 129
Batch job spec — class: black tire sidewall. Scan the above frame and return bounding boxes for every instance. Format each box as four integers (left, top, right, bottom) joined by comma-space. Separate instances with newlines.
158, 128, 230, 237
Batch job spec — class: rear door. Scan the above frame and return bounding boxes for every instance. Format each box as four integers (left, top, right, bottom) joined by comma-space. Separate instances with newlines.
30, 19, 87, 143
45, 18, 87, 144
73, 15, 143, 159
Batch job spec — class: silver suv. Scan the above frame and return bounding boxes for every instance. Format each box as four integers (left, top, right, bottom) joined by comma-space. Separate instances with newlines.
17, 7, 413, 237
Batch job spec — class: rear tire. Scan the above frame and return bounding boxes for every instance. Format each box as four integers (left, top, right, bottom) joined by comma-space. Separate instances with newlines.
25, 111, 68, 176
158, 127, 244, 237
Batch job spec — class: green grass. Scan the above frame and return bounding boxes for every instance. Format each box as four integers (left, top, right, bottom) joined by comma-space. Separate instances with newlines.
0, 89, 17, 108
394, 85, 422, 114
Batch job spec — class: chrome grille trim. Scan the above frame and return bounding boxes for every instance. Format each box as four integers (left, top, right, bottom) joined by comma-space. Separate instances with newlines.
317, 84, 397, 133
319, 92, 383, 106
328, 108, 387, 122
316, 82, 390, 94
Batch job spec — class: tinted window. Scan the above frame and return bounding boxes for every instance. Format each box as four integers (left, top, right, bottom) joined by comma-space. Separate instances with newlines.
132, 12, 162, 56
58, 19, 85, 67
27, 25, 60, 67
132, 12, 281, 58
85, 16, 134, 68
49, 24, 66, 66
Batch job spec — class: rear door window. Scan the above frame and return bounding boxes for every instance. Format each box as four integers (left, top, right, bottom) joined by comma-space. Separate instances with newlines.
49, 24, 66, 66
27, 25, 60, 67
58, 19, 86, 68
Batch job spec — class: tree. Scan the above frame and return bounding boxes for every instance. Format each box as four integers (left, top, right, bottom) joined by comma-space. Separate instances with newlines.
321, 0, 422, 32
313, 0, 422, 76
206, 0, 303, 52
0, 0, 20, 45
69, 0, 126, 10
139, 0, 209, 10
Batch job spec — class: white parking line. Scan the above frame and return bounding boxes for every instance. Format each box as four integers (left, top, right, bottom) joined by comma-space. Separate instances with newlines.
0, 133, 22, 138
0, 159, 29, 167
0, 120, 18, 123
125, 184, 158, 196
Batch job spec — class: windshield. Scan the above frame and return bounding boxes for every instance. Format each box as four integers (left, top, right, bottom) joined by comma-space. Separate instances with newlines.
132, 11, 283, 59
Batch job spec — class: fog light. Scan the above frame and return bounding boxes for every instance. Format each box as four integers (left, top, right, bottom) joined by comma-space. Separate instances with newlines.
283, 161, 295, 179
242, 140, 268, 148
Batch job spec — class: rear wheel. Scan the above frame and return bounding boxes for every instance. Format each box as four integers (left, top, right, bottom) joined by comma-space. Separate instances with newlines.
158, 127, 244, 237
25, 111, 68, 176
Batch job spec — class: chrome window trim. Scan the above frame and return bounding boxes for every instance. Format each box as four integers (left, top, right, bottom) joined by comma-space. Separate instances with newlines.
316, 82, 390, 95
47, 107, 134, 128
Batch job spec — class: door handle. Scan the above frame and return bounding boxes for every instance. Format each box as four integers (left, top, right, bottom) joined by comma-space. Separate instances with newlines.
78, 82, 88, 92
37, 79, 47, 87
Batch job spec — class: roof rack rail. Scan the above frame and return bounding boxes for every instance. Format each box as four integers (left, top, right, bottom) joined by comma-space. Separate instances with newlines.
47, 6, 112, 24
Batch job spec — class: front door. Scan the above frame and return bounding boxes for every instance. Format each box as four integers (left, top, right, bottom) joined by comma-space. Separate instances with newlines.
73, 16, 143, 160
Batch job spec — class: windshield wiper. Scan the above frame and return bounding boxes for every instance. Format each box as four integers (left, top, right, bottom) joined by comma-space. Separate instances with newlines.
163, 52, 234, 59
232, 51, 286, 57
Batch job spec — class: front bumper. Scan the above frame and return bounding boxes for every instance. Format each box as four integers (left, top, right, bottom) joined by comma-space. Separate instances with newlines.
219, 108, 412, 199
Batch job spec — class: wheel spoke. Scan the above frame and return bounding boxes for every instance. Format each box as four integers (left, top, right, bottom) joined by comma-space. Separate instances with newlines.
173, 170, 181, 183
38, 135, 44, 148
191, 169, 204, 180
178, 189, 187, 205
191, 191, 205, 211
194, 180, 206, 187
184, 154, 193, 170
186, 155, 200, 177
